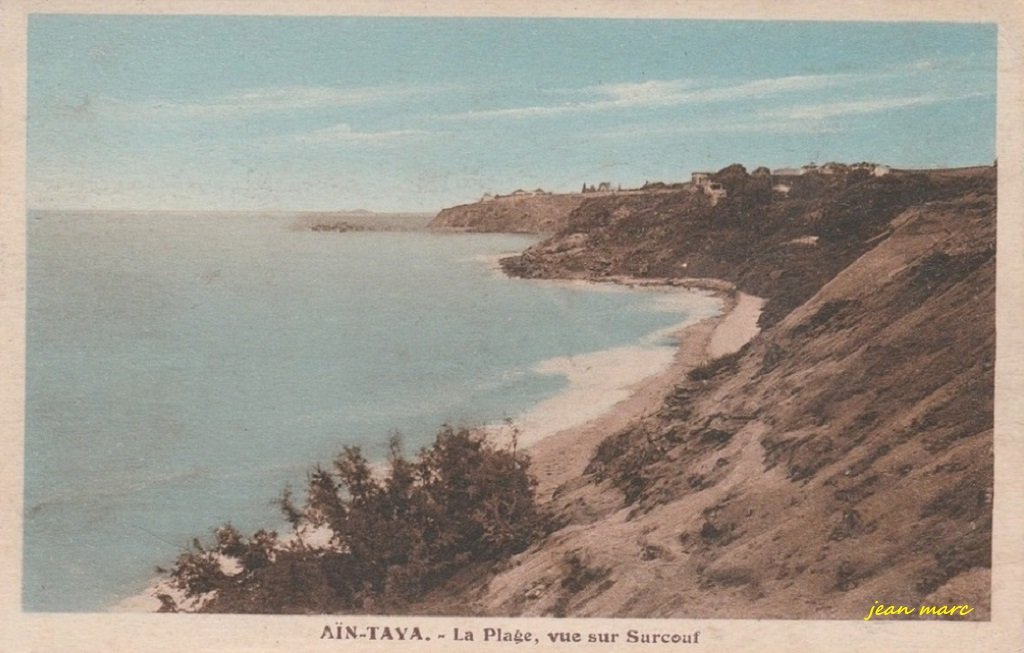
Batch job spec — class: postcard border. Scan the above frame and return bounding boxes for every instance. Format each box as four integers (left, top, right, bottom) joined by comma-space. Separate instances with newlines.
1, 1, 1022, 651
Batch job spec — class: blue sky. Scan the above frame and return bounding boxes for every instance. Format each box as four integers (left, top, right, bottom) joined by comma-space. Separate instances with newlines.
28, 16, 996, 212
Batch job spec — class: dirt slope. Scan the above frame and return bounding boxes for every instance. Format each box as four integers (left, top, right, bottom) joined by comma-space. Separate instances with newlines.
435, 166, 995, 619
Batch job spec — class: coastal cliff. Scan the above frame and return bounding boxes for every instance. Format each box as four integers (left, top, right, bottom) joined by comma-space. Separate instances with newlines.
501, 166, 995, 328
155, 165, 996, 619
438, 164, 996, 618
429, 193, 588, 233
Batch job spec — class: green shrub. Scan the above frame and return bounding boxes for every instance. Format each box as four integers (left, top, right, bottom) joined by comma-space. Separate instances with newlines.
162, 425, 547, 613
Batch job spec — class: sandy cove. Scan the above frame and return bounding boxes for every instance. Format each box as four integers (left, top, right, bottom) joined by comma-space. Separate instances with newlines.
524, 280, 764, 501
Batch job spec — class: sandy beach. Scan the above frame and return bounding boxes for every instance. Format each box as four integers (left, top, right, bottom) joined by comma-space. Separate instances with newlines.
520, 282, 764, 500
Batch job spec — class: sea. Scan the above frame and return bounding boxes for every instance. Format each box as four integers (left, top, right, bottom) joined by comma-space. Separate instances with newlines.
23, 210, 721, 612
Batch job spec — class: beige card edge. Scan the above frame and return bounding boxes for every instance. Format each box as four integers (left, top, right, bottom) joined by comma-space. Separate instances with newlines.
1, 1, 1021, 651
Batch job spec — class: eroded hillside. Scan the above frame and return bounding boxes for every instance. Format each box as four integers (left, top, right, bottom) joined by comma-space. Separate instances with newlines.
447, 166, 996, 618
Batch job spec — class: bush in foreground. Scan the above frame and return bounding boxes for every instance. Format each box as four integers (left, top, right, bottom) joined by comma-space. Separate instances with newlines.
158, 425, 547, 613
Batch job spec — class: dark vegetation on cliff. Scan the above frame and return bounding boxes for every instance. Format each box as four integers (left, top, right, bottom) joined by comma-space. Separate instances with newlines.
502, 165, 996, 328
160, 427, 548, 613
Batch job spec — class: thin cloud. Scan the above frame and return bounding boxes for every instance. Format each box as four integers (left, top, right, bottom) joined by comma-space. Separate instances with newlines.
885, 53, 995, 74
445, 74, 853, 120
594, 119, 841, 140
293, 123, 431, 144
766, 92, 991, 121
110, 85, 441, 120
676, 74, 855, 104
592, 91, 992, 139
577, 79, 697, 107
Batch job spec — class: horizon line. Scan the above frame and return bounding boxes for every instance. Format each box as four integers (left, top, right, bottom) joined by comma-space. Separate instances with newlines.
26, 160, 998, 215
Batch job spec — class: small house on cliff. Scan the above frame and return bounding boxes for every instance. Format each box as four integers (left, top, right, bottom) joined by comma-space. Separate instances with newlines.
691, 172, 713, 187
771, 167, 804, 177
704, 182, 727, 206
850, 162, 891, 177
820, 162, 848, 175
690, 171, 727, 206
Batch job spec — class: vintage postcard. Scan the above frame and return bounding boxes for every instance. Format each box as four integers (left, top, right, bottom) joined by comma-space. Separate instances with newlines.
1, 1, 1022, 651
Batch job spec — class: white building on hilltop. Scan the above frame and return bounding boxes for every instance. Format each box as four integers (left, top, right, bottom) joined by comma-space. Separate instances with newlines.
690, 171, 727, 206
771, 167, 804, 177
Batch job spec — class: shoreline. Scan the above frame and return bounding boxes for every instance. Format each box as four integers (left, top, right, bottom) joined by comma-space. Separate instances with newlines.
503, 276, 764, 500
115, 276, 762, 613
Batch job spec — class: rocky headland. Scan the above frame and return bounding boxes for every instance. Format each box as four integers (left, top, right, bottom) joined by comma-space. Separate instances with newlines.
429, 192, 589, 233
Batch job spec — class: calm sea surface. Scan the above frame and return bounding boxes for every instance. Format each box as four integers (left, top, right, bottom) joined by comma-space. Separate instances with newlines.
24, 211, 719, 611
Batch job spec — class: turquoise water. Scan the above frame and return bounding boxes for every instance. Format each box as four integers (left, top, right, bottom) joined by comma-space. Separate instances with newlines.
24, 211, 718, 612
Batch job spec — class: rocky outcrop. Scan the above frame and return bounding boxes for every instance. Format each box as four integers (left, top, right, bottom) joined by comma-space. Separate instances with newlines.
429, 194, 588, 233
